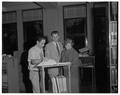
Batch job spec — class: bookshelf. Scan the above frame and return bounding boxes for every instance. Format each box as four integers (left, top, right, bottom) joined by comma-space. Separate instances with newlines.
109, 2, 118, 92
109, 21, 118, 93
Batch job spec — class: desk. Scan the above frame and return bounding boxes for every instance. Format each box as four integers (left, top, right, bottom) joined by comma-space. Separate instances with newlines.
36, 62, 71, 93
79, 56, 96, 92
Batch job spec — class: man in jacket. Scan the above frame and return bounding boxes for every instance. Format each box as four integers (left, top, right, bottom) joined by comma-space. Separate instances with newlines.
45, 31, 63, 77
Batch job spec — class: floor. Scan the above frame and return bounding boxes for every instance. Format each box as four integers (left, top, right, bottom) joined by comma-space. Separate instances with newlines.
20, 67, 110, 93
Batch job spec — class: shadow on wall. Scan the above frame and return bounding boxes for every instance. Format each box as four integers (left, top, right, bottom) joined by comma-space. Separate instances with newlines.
20, 42, 33, 93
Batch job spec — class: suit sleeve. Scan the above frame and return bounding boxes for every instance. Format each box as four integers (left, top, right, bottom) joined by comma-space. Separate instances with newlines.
60, 42, 63, 52
72, 50, 80, 66
45, 44, 50, 59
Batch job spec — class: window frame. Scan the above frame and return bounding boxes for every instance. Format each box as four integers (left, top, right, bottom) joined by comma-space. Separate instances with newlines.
63, 3, 87, 51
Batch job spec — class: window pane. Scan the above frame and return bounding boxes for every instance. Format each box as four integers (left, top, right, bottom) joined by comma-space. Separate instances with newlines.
23, 21, 43, 50
23, 9, 43, 22
65, 18, 86, 34
64, 18, 86, 51
74, 36, 86, 50
2, 23, 18, 54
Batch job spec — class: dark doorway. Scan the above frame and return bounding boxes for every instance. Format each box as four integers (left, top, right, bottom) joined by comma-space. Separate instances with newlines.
93, 5, 109, 93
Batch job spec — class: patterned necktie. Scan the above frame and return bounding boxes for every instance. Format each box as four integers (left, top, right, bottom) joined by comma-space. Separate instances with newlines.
56, 42, 60, 56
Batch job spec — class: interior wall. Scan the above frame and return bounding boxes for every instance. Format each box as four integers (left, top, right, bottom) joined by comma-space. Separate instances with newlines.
43, 7, 64, 43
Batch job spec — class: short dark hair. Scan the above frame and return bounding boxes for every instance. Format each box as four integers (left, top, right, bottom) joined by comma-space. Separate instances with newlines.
36, 35, 46, 42
65, 38, 74, 46
51, 31, 59, 36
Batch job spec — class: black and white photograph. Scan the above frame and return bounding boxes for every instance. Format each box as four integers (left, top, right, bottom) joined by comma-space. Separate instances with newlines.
1, 1, 118, 93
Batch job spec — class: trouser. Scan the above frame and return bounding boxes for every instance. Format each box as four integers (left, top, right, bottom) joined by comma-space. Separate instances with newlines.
29, 70, 40, 93
48, 68, 59, 92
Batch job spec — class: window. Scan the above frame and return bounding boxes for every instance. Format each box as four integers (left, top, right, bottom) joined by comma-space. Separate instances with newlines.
2, 23, 18, 54
63, 4, 87, 51
2, 11, 17, 55
22, 9, 43, 50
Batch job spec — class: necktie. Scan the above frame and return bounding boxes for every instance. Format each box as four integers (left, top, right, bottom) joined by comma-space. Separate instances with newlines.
56, 42, 60, 56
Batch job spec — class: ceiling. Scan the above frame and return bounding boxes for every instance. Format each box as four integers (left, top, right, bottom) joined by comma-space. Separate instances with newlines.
2, 2, 86, 12
2, 2, 41, 11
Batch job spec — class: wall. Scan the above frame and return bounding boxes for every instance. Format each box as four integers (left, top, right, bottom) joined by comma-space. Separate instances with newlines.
43, 7, 64, 43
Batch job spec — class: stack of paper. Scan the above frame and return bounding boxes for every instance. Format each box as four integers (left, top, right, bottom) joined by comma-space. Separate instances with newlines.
37, 59, 57, 66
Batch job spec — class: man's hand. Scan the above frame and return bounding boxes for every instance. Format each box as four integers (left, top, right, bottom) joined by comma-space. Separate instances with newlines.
31, 58, 43, 65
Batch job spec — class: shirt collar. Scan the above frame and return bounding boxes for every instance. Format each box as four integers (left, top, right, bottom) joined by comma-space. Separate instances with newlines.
35, 45, 42, 51
52, 41, 59, 45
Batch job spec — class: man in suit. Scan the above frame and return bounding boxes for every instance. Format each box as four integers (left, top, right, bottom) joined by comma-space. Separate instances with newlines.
45, 31, 63, 78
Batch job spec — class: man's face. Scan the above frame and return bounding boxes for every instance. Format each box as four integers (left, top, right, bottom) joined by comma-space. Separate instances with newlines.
37, 39, 46, 48
52, 33, 60, 42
